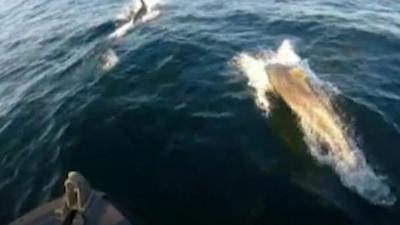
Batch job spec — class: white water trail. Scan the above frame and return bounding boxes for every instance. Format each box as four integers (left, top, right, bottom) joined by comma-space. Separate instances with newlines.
234, 40, 396, 206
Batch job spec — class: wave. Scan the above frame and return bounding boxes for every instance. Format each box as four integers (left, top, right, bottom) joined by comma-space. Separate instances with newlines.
234, 39, 396, 206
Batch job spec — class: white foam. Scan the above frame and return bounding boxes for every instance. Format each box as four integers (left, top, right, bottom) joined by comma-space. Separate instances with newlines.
234, 53, 273, 115
115, 1, 139, 22
144, 0, 163, 9
100, 49, 119, 72
141, 9, 161, 23
234, 40, 396, 206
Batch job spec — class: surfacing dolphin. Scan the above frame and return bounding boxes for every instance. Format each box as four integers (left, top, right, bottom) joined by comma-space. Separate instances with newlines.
133, 0, 148, 23
234, 40, 396, 206
265, 41, 357, 167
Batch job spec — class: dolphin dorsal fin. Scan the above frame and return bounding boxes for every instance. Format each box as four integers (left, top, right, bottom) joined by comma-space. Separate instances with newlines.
140, 0, 148, 11
276, 39, 301, 66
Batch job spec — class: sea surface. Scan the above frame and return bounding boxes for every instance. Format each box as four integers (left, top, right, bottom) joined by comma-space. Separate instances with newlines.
1, 0, 400, 224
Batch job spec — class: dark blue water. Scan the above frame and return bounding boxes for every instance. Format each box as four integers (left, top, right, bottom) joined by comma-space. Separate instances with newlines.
1, 0, 400, 224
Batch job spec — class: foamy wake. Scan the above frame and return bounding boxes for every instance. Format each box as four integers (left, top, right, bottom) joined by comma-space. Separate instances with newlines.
234, 53, 273, 115
234, 40, 396, 206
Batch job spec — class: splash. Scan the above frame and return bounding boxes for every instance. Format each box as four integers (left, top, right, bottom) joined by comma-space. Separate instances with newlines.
234, 53, 273, 115
234, 40, 396, 206
100, 49, 119, 72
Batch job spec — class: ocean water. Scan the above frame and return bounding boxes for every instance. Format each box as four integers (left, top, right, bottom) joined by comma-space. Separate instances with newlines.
1, 0, 400, 225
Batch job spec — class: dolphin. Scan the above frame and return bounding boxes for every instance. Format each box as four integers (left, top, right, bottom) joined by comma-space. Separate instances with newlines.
264, 46, 357, 168
133, 0, 148, 23
235, 40, 396, 206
